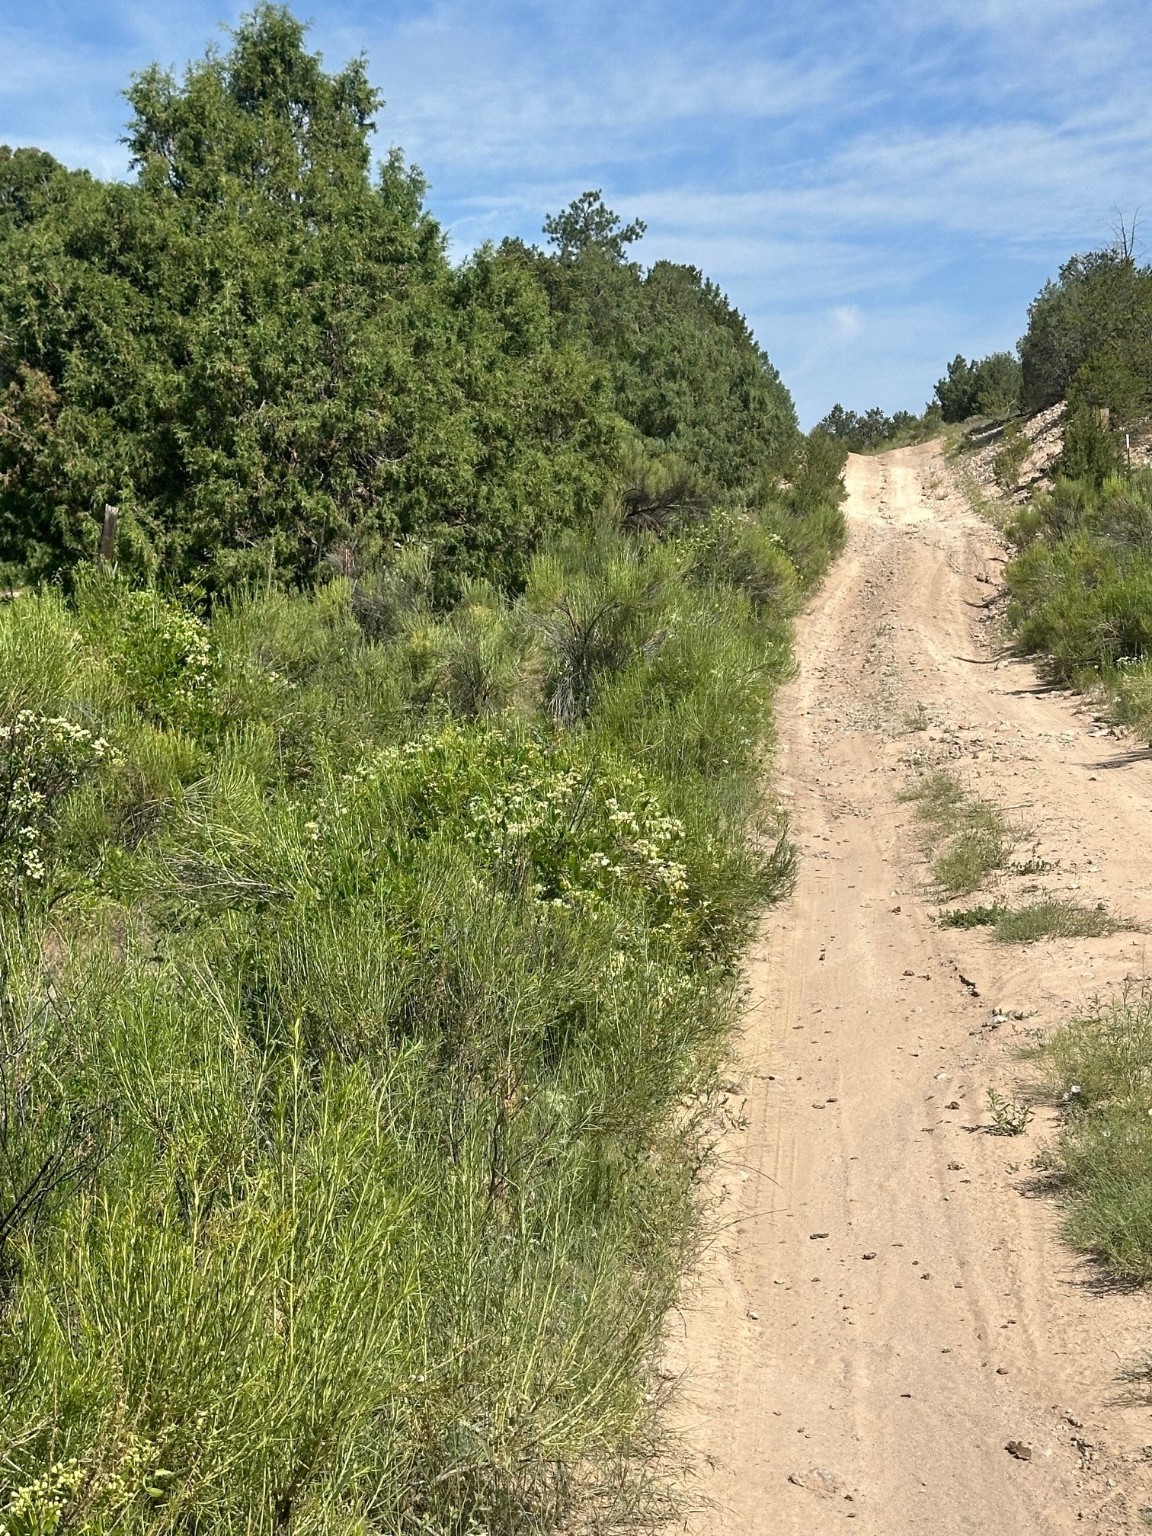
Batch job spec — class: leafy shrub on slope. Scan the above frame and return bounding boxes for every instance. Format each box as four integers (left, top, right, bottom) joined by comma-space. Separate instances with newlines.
0, 437, 844, 1533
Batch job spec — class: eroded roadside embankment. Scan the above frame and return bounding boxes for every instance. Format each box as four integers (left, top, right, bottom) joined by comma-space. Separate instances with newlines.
666, 442, 1152, 1536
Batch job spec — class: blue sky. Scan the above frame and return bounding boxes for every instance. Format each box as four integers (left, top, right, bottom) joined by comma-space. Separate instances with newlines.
2, 1, 1150, 426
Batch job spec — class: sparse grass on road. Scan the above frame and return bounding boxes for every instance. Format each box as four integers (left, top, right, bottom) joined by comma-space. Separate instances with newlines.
938, 897, 1126, 942
902, 770, 1016, 896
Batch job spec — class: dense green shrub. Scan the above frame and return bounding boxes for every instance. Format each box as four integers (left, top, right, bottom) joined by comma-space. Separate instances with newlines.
1058, 404, 1123, 485
0, 9, 619, 594
1004, 472, 1152, 731
1019, 246, 1152, 421
0, 445, 843, 1529
934, 351, 1021, 422
0, 14, 807, 601
500, 203, 798, 497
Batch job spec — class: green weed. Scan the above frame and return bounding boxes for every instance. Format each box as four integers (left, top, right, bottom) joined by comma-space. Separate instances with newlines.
939, 899, 1123, 942
993, 899, 1124, 943
938, 904, 1004, 929
902, 771, 1016, 895
986, 1088, 1034, 1136
933, 828, 1012, 897
1045, 990, 1152, 1281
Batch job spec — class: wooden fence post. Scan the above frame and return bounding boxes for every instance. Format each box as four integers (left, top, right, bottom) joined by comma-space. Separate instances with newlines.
99, 504, 119, 565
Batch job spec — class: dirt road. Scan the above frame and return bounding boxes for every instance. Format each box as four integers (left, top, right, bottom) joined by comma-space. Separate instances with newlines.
666, 442, 1152, 1533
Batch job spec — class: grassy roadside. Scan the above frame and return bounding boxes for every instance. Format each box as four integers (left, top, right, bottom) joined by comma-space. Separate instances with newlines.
1002, 467, 1152, 1284
0, 448, 845, 1533
1044, 992, 1152, 1283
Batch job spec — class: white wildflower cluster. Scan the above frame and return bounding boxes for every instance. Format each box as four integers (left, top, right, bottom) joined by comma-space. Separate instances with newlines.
114, 594, 219, 722
604, 797, 687, 887
0, 1456, 86, 1536
382, 730, 693, 915
0, 1433, 174, 1535
312, 727, 698, 938
0, 712, 110, 890
138, 601, 213, 686
463, 762, 587, 854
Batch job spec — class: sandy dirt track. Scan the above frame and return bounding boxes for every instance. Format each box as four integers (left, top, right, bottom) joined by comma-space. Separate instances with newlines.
666, 443, 1152, 1534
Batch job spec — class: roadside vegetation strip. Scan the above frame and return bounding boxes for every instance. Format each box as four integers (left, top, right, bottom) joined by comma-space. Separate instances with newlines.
1045, 991, 1152, 1284
923, 236, 1152, 1295
0, 11, 849, 1533
0, 499, 844, 1533
939, 900, 1125, 943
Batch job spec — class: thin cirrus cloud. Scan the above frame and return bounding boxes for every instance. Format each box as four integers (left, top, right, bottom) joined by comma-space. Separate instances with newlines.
1, 0, 1149, 424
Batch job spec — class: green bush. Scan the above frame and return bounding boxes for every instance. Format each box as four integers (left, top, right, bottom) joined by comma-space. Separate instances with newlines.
1058, 405, 1123, 485
0, 11, 619, 594
1005, 474, 1152, 697
1020, 245, 1152, 420
1003, 466, 1152, 742
934, 352, 1022, 422
1046, 992, 1152, 1281
0, 417, 842, 1531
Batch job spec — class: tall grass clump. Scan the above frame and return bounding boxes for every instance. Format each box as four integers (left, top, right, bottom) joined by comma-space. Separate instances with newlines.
1046, 991, 1152, 1282
0, 438, 845, 1533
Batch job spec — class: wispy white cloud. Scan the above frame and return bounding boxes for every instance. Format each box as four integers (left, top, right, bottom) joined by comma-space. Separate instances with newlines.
830, 305, 864, 341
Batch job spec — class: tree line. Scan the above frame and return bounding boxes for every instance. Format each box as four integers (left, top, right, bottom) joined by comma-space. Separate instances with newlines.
816, 226, 1152, 453
0, 7, 804, 598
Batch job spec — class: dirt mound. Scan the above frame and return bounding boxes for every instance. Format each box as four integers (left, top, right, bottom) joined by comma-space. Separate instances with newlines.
962, 403, 1065, 504
961, 405, 1152, 508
